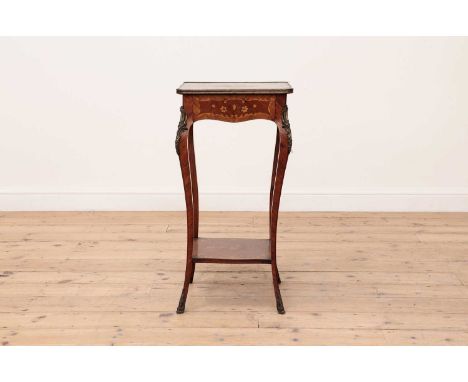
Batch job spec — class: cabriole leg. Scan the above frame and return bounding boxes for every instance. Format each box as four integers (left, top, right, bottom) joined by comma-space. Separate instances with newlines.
269, 102, 291, 314
188, 126, 199, 238
175, 106, 194, 314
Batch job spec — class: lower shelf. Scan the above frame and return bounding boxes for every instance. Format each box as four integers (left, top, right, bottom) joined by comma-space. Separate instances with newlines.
193, 237, 271, 264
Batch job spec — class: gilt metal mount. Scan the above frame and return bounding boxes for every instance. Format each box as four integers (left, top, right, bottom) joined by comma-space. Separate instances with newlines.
282, 105, 292, 153
175, 106, 188, 155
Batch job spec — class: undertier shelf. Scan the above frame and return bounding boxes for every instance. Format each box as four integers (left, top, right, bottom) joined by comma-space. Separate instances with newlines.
192, 238, 271, 264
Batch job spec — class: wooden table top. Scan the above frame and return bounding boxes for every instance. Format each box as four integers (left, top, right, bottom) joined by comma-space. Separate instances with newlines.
177, 82, 293, 95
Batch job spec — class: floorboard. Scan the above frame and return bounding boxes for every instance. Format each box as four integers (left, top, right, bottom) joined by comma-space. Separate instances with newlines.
1, 211, 467, 345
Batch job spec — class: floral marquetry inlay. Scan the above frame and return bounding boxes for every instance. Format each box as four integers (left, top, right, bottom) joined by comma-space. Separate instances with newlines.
192, 96, 275, 122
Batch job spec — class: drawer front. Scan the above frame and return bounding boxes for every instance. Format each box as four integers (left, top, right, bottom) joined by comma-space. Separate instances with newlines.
192, 95, 275, 122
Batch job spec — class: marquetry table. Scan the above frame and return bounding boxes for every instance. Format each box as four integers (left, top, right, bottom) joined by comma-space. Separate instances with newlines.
174, 82, 293, 314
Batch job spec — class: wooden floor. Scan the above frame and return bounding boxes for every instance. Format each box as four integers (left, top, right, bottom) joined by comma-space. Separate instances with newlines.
1, 211, 468, 345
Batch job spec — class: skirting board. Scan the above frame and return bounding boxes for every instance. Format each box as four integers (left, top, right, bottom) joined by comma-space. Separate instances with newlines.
0, 192, 467, 211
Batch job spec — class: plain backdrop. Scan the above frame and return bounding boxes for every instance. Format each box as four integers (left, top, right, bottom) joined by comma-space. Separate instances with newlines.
1, 37, 467, 211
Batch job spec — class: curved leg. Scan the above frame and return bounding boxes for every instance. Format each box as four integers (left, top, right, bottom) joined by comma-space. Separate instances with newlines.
270, 132, 288, 314
188, 122, 198, 285
175, 107, 194, 314
188, 126, 199, 238
270, 130, 281, 285
269, 129, 279, 232
270, 103, 291, 314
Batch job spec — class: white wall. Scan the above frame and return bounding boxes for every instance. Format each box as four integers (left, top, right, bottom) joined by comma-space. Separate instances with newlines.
1, 37, 468, 211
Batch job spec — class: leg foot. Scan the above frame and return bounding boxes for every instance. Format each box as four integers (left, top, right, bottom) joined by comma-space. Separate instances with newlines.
276, 297, 285, 314
176, 291, 187, 314
176, 260, 193, 314
272, 263, 285, 314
